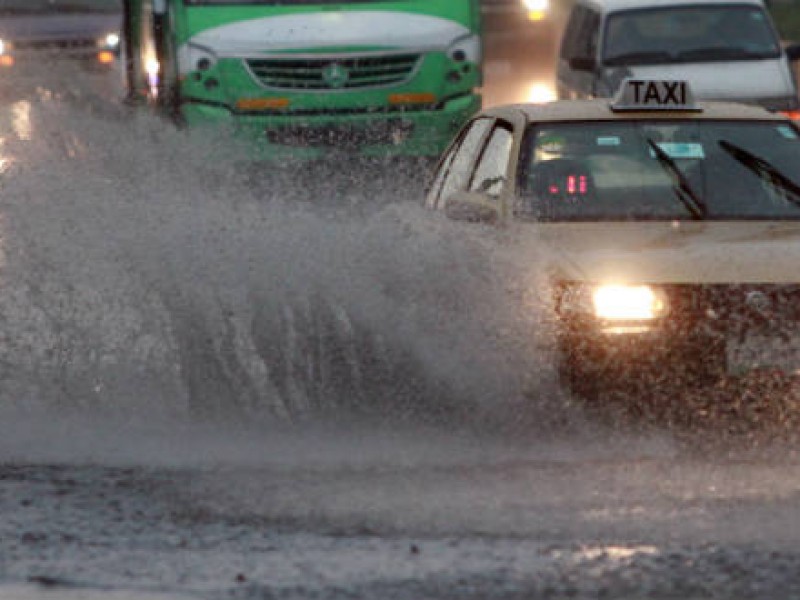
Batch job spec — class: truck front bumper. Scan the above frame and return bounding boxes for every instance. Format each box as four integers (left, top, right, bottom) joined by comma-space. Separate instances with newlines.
179, 93, 480, 159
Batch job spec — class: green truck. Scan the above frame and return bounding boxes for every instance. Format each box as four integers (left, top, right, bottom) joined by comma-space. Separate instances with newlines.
122, 0, 482, 158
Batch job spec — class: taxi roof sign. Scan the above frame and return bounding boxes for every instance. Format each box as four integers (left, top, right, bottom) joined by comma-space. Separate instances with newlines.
611, 79, 701, 112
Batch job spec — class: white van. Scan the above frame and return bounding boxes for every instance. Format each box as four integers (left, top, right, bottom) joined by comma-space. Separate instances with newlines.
556, 0, 800, 116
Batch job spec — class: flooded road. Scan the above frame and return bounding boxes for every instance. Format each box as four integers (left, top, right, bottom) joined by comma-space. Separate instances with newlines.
1, 59, 800, 600
5, 418, 800, 600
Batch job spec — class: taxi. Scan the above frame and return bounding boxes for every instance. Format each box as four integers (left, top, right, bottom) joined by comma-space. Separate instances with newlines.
426, 79, 800, 398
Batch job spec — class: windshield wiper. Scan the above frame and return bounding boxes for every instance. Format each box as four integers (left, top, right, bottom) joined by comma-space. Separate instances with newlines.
603, 50, 674, 66
646, 138, 707, 220
676, 46, 777, 62
719, 139, 800, 209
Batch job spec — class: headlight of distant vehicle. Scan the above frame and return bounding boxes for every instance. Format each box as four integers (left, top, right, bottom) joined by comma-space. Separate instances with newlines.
0, 39, 13, 67
560, 283, 669, 321
102, 33, 121, 49
447, 34, 482, 64
522, 0, 549, 20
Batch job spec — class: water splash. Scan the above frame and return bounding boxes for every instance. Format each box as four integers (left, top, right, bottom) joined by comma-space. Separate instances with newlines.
0, 69, 561, 431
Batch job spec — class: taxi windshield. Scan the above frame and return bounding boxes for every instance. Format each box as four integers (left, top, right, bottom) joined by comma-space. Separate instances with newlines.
603, 5, 781, 66
516, 120, 800, 221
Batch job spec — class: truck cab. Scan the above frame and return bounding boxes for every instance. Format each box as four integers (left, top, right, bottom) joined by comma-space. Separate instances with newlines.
123, 0, 482, 158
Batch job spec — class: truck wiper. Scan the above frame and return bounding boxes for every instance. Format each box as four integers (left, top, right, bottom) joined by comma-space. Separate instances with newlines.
718, 139, 800, 209
646, 138, 707, 220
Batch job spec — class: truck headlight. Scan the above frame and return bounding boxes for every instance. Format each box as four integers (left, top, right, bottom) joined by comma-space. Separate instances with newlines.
592, 285, 668, 320
178, 43, 218, 76
447, 34, 482, 64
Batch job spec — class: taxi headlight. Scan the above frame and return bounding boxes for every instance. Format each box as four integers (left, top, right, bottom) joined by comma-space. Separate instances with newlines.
447, 34, 482, 64
592, 285, 668, 320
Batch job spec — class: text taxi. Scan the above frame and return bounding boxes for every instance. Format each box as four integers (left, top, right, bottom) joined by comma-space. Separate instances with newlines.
426, 79, 800, 398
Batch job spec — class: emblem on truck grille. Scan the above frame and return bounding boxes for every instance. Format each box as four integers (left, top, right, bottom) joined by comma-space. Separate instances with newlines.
322, 63, 350, 89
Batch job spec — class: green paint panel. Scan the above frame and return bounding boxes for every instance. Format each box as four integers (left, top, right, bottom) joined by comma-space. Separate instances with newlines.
128, 0, 481, 157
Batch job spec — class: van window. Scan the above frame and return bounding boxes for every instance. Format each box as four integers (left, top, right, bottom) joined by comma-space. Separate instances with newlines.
470, 123, 514, 196
435, 118, 493, 207
560, 6, 586, 61
561, 5, 601, 62
578, 9, 600, 62
603, 5, 781, 66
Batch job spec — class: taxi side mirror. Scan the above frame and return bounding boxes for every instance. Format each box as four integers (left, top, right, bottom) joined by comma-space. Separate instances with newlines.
786, 44, 800, 62
444, 191, 500, 224
568, 56, 596, 72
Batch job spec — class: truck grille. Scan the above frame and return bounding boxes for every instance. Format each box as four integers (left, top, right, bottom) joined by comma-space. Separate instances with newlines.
245, 54, 421, 91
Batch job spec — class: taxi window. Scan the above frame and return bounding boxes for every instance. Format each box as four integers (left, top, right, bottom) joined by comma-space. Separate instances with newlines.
603, 5, 781, 66
426, 141, 459, 209
436, 117, 493, 206
469, 123, 513, 197
516, 120, 800, 221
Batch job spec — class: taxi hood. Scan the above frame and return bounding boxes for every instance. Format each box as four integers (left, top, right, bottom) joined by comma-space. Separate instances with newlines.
605, 60, 795, 107
540, 221, 800, 284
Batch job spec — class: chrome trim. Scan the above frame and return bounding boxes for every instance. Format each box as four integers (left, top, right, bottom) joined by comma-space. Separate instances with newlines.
243, 52, 424, 93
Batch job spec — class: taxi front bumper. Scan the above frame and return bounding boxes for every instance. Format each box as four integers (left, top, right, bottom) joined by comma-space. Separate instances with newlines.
557, 283, 800, 393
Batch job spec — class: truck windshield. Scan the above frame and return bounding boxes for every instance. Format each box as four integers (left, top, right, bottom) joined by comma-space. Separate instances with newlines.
603, 5, 781, 66
0, 0, 119, 12
516, 120, 800, 222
